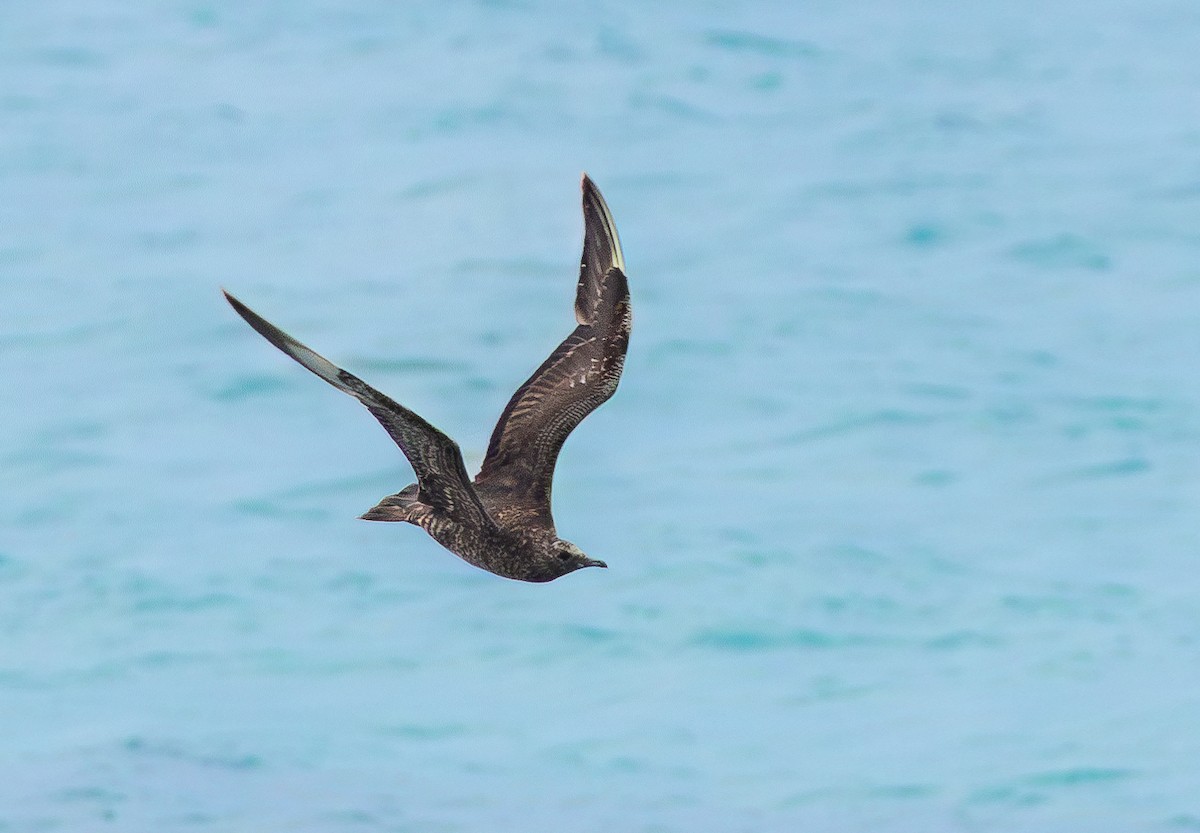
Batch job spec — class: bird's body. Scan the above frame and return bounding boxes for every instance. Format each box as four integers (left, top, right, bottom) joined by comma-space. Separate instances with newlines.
224, 175, 629, 582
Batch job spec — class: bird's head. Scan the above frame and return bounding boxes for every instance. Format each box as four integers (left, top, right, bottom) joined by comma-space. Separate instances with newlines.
532, 538, 607, 581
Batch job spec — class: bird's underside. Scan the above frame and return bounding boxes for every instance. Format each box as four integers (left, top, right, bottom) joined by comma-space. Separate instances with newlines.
224, 174, 629, 582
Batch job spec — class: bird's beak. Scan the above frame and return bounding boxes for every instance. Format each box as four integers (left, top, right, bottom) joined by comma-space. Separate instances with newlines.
585, 558, 608, 569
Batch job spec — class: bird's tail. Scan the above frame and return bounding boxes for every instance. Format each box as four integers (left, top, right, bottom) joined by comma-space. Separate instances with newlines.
360, 483, 420, 522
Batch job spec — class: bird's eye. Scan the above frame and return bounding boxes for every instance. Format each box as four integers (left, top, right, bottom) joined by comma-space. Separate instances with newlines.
557, 551, 571, 561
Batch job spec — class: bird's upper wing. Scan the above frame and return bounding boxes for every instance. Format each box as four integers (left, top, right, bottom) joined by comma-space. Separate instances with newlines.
575, 173, 626, 325
224, 291, 494, 529
474, 175, 630, 517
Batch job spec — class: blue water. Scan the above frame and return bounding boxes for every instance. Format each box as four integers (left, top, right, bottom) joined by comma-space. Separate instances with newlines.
3, 1, 1200, 829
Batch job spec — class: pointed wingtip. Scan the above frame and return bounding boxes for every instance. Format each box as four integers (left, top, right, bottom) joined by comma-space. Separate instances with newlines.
223, 289, 268, 333
222, 287, 247, 314
220, 288, 351, 393
581, 173, 608, 207
578, 173, 624, 274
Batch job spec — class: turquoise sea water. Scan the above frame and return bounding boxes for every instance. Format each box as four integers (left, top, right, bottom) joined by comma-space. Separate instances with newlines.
4, 1, 1200, 829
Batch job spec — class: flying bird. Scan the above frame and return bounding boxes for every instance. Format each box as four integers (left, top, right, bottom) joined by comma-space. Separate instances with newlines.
224, 175, 630, 582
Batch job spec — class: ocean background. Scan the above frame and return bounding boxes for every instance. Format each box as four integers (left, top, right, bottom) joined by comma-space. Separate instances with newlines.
3, 1, 1200, 830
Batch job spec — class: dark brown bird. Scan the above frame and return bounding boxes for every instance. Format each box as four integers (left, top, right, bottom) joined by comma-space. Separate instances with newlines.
224, 174, 630, 582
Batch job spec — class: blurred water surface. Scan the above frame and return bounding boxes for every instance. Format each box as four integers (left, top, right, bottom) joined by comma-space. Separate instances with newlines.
3, 1, 1200, 830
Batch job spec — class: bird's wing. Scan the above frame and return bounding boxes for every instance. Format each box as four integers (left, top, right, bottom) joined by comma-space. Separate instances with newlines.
224, 291, 494, 529
475, 175, 630, 515
575, 173, 626, 324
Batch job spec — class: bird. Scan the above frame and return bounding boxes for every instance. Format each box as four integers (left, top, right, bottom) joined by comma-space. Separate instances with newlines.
223, 174, 630, 582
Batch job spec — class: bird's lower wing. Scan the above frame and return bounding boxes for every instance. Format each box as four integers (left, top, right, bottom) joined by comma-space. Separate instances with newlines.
224, 291, 493, 528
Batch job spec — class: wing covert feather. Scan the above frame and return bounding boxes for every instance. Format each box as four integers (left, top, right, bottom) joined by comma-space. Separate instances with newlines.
477, 266, 630, 512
